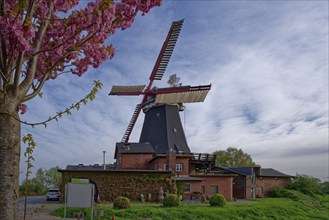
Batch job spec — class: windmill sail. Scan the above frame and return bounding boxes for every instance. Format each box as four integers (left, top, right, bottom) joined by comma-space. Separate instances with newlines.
149, 19, 184, 82
109, 85, 145, 96
154, 85, 211, 104
121, 104, 142, 143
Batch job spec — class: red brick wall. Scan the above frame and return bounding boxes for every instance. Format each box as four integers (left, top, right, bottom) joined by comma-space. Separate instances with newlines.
256, 177, 291, 197
188, 176, 234, 201
119, 153, 153, 169
152, 157, 167, 170
176, 157, 190, 176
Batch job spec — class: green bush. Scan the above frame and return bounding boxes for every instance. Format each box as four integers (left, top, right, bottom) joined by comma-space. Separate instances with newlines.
288, 174, 322, 196
163, 194, 181, 207
209, 194, 226, 207
268, 187, 284, 198
113, 196, 131, 209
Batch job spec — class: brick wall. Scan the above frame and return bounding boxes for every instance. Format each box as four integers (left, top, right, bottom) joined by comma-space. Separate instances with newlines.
119, 153, 153, 169
256, 177, 291, 197
175, 157, 190, 176
188, 175, 234, 201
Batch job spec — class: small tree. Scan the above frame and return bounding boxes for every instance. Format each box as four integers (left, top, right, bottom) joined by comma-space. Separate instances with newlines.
45, 166, 62, 189
214, 147, 257, 167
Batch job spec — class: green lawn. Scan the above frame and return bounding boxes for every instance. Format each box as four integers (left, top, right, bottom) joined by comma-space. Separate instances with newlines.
51, 197, 329, 220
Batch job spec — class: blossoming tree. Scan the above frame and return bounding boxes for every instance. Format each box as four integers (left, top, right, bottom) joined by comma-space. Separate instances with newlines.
0, 0, 161, 219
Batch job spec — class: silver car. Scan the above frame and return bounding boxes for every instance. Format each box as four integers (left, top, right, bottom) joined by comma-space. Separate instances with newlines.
46, 188, 60, 201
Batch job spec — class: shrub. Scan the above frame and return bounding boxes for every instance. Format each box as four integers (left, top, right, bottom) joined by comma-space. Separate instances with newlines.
113, 196, 131, 209
288, 174, 322, 196
269, 187, 286, 198
209, 194, 226, 207
163, 194, 181, 207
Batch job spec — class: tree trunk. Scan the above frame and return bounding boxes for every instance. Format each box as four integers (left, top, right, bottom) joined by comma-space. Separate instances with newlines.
0, 106, 21, 220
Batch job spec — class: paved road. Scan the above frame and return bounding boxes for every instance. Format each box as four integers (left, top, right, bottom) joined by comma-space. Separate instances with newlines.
19, 195, 52, 205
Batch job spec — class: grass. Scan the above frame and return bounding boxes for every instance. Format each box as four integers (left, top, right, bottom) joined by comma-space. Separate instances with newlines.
51, 196, 329, 220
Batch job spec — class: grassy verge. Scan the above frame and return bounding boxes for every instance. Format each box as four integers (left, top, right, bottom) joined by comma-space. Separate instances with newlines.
51, 197, 329, 220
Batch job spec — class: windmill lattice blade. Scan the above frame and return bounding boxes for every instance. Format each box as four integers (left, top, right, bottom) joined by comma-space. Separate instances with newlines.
149, 19, 184, 82
109, 85, 146, 95
154, 85, 211, 104
121, 104, 142, 143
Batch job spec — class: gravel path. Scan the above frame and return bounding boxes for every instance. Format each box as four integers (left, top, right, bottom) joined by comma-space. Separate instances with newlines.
19, 202, 74, 220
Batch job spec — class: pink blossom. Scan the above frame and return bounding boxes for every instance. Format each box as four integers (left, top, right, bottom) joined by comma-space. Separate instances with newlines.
18, 104, 28, 115
0, 0, 162, 82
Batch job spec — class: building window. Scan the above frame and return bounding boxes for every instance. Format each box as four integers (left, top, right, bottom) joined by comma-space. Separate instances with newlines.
176, 163, 183, 172
201, 185, 205, 194
210, 186, 218, 195
163, 162, 167, 171
183, 183, 191, 193
154, 163, 158, 170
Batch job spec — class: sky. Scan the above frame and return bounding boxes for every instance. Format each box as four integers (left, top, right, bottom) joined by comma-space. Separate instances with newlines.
20, 1, 328, 182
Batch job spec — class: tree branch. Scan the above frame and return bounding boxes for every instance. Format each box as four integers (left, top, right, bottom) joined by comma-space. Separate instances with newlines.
13, 52, 24, 96
23, 72, 47, 102
19, 2, 53, 99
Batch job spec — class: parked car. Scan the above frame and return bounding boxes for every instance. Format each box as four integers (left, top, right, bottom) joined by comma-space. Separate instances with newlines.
46, 188, 60, 201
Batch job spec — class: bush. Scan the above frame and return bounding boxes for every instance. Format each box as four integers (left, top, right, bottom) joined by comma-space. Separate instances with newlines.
288, 174, 322, 196
163, 194, 181, 207
268, 187, 283, 198
209, 194, 226, 207
113, 196, 131, 209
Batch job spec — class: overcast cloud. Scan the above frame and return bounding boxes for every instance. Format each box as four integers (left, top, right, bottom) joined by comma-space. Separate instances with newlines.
20, 1, 328, 182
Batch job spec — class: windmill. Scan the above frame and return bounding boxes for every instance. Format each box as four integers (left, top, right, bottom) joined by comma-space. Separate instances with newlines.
109, 20, 211, 153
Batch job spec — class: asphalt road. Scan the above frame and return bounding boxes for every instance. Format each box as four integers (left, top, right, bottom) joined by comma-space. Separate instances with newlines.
19, 195, 60, 206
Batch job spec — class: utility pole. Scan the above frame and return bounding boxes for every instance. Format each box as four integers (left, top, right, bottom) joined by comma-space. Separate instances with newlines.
103, 151, 106, 170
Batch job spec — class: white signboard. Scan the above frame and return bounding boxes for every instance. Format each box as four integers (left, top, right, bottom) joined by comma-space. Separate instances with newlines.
64, 183, 95, 219
66, 183, 94, 208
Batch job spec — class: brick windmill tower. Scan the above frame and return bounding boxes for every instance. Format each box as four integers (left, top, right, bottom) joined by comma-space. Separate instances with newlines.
109, 20, 211, 159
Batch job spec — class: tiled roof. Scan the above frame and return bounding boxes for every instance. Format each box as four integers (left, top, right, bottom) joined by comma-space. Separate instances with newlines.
227, 167, 254, 176
174, 176, 206, 181
259, 168, 294, 177
65, 164, 116, 171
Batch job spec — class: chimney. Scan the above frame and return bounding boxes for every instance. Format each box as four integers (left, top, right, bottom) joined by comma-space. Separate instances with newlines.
166, 148, 177, 172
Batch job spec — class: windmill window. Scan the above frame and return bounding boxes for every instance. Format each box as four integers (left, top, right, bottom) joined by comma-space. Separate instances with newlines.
156, 113, 160, 117
173, 128, 177, 133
